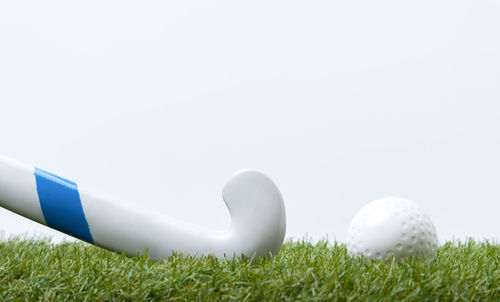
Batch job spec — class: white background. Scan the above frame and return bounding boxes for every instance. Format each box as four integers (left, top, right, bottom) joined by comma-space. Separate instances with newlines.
0, 1, 498, 243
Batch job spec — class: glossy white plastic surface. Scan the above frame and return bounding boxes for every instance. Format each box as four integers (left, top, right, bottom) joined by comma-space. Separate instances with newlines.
80, 169, 287, 259
0, 156, 47, 226
0, 155, 287, 260
347, 197, 438, 261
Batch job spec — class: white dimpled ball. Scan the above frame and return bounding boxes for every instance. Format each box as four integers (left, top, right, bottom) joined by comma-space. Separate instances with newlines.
347, 197, 438, 261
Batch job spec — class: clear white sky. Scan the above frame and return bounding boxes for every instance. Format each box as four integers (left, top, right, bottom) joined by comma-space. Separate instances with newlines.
0, 1, 498, 243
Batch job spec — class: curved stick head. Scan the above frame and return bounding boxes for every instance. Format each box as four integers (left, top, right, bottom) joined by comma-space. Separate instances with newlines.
222, 170, 286, 258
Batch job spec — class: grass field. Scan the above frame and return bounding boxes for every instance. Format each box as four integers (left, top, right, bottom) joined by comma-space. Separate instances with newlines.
0, 238, 498, 301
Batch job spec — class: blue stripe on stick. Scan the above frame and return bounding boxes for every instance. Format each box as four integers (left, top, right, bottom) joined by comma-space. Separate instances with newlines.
34, 168, 94, 243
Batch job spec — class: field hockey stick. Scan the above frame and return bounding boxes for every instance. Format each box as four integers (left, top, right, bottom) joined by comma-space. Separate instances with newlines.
0, 155, 286, 260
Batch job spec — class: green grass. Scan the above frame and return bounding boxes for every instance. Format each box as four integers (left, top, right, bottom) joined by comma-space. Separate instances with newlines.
0, 238, 498, 301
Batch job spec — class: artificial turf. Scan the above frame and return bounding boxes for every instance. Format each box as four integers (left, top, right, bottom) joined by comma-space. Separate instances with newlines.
0, 238, 498, 301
